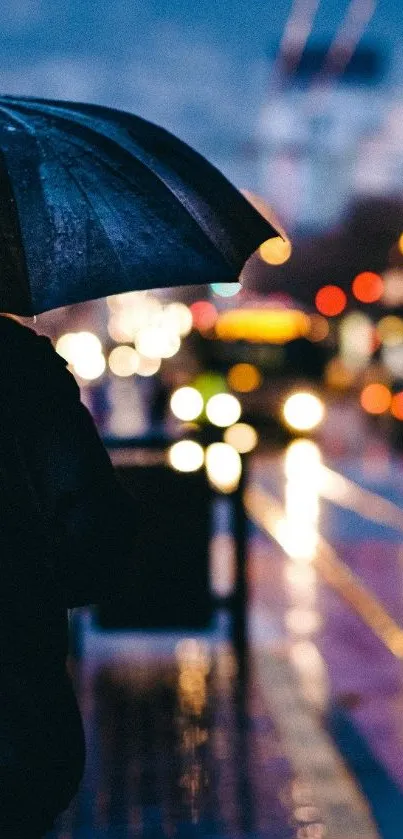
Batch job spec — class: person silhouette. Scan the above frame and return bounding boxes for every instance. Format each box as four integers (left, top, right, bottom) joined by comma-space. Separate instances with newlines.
0, 313, 136, 837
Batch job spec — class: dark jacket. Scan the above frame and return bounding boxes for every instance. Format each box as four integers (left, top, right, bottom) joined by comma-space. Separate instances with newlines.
0, 315, 136, 835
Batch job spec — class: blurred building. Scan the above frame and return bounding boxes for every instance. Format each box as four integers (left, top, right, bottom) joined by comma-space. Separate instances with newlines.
257, 42, 403, 234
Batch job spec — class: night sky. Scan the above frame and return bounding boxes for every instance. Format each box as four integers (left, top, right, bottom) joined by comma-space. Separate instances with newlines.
0, 0, 401, 185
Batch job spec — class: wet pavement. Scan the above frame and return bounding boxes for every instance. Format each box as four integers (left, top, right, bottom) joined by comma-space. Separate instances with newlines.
45, 433, 403, 838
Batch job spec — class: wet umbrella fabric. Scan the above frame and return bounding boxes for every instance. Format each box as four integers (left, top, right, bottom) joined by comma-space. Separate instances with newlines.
0, 96, 278, 315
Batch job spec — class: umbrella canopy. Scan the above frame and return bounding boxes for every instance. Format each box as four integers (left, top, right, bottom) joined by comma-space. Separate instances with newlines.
0, 96, 279, 315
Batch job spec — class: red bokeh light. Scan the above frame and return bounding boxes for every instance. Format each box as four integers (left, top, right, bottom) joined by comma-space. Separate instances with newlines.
189, 301, 217, 332
315, 285, 347, 317
352, 272, 384, 303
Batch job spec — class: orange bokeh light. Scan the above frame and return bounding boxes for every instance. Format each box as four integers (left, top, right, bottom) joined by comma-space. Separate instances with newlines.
315, 285, 347, 317
391, 392, 403, 421
352, 272, 384, 303
360, 383, 391, 415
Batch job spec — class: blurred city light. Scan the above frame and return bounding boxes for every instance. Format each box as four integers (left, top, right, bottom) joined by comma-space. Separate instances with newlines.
108, 345, 139, 377
162, 302, 193, 337
170, 386, 204, 421
382, 344, 403, 377
398, 233, 403, 255
205, 393, 242, 427
135, 326, 180, 359
381, 270, 403, 307
315, 285, 347, 317
284, 438, 322, 478
276, 439, 322, 566
56, 331, 106, 381
56, 332, 79, 363
168, 440, 204, 473
56, 330, 103, 363
227, 363, 262, 392
136, 354, 161, 377
210, 282, 241, 297
339, 312, 373, 370
73, 352, 106, 381
307, 314, 329, 342
324, 357, 356, 390
377, 315, 403, 345
259, 236, 292, 265
391, 392, 403, 421
224, 423, 258, 453
205, 443, 242, 493
282, 392, 325, 431
360, 383, 391, 414
189, 301, 218, 332
352, 271, 384, 303
215, 309, 309, 343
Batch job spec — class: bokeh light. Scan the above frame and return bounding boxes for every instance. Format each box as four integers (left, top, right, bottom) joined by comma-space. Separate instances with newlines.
306, 314, 329, 342
284, 439, 322, 481
56, 332, 79, 363
352, 271, 384, 303
224, 423, 258, 453
315, 285, 347, 317
108, 345, 139, 377
210, 282, 241, 297
205, 393, 242, 427
360, 383, 391, 415
282, 392, 325, 431
73, 352, 106, 381
324, 357, 356, 390
391, 392, 403, 421
215, 309, 309, 343
205, 443, 242, 493
377, 315, 403, 346
189, 301, 218, 332
398, 233, 403, 255
170, 387, 204, 421
162, 302, 193, 337
135, 327, 180, 359
227, 363, 262, 392
259, 236, 292, 265
339, 312, 373, 371
168, 440, 204, 473
136, 354, 161, 377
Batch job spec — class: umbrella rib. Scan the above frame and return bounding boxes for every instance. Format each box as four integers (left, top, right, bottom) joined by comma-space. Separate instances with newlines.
0, 104, 37, 135
2, 99, 237, 268
1, 102, 128, 285
48, 146, 129, 277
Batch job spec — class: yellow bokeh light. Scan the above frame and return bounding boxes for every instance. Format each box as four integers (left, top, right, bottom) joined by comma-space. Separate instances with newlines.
224, 423, 258, 453
259, 236, 292, 265
205, 443, 242, 493
205, 393, 241, 427
227, 363, 262, 392
377, 315, 403, 346
170, 387, 204, 422
168, 440, 205, 473
282, 392, 325, 432
108, 345, 139, 377
215, 309, 309, 344
398, 233, 403, 254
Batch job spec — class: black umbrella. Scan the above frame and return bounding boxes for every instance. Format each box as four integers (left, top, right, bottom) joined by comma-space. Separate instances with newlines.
0, 96, 279, 315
